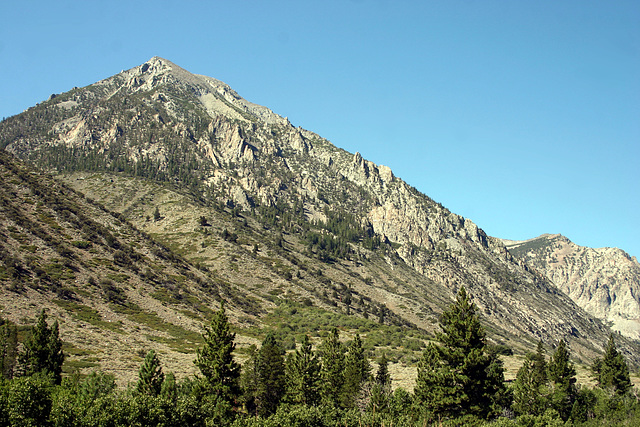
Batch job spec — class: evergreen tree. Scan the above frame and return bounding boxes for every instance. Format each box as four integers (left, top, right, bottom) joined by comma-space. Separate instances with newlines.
193, 301, 241, 417
161, 371, 178, 401
570, 387, 597, 423
547, 339, 577, 420
136, 349, 165, 396
17, 310, 64, 384
375, 353, 391, 388
512, 342, 549, 416
320, 327, 345, 407
285, 334, 320, 406
77, 371, 117, 404
255, 333, 285, 417
531, 341, 548, 385
0, 318, 18, 379
592, 334, 631, 396
240, 345, 259, 416
485, 348, 511, 414
414, 286, 506, 421
369, 353, 392, 413
342, 333, 371, 408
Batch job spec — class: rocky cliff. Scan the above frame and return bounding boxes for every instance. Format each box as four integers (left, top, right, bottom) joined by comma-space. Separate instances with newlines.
503, 234, 640, 340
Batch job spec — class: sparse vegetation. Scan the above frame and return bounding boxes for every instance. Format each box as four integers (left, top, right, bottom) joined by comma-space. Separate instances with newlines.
0, 58, 639, 425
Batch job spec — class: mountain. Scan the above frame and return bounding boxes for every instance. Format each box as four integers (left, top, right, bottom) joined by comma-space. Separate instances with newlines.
1, 57, 638, 371
503, 234, 640, 340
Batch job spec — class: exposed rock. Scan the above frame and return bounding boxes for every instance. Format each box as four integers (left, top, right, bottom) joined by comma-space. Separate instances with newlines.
504, 234, 640, 340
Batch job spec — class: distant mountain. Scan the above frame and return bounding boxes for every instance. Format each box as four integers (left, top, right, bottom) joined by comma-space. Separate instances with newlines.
1, 57, 637, 369
503, 234, 640, 340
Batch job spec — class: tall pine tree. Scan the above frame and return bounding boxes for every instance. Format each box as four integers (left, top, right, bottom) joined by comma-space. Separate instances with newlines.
285, 334, 320, 406
512, 341, 549, 416
0, 318, 18, 379
17, 310, 64, 384
375, 353, 391, 388
194, 301, 241, 418
240, 345, 259, 416
255, 333, 285, 417
369, 353, 392, 413
136, 349, 165, 396
320, 327, 345, 407
342, 333, 371, 408
547, 339, 577, 420
592, 334, 631, 396
414, 286, 506, 421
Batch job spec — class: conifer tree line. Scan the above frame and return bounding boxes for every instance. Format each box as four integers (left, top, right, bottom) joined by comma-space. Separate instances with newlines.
0, 289, 638, 426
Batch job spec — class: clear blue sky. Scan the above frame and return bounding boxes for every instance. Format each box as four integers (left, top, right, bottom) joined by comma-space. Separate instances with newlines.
1, 1, 638, 258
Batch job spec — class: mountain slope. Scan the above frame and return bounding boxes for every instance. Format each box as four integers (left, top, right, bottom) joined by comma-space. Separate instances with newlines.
0, 148, 240, 382
503, 234, 640, 340
0, 149, 430, 388
1, 57, 638, 365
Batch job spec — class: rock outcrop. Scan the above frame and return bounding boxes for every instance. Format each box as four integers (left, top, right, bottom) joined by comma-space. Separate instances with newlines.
503, 234, 640, 340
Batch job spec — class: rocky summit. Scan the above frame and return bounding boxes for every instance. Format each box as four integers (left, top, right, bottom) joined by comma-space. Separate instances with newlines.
1, 57, 638, 377
503, 234, 640, 341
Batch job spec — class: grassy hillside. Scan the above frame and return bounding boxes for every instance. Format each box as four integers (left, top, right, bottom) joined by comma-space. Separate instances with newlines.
0, 150, 443, 386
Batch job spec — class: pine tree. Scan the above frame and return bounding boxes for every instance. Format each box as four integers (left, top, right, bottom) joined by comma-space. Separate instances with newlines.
320, 327, 345, 407
531, 341, 548, 385
255, 333, 285, 417
17, 310, 64, 384
414, 286, 506, 421
193, 302, 241, 413
547, 339, 577, 420
161, 371, 177, 401
369, 353, 392, 413
592, 334, 631, 396
485, 348, 511, 414
0, 318, 18, 379
342, 333, 371, 408
375, 353, 391, 388
512, 342, 549, 416
136, 349, 165, 396
285, 334, 320, 406
240, 345, 259, 416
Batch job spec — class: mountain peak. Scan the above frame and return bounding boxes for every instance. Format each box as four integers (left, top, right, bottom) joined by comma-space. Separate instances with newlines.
116, 57, 288, 126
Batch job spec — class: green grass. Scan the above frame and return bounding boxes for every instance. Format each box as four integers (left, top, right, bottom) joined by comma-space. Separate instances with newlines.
105, 273, 130, 284
43, 262, 75, 281
62, 333, 102, 374
53, 299, 124, 333
110, 302, 203, 353
239, 300, 430, 363
150, 288, 184, 305
63, 359, 100, 374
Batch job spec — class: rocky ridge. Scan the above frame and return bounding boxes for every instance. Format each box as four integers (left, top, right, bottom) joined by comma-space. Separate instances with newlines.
1, 57, 638, 364
503, 234, 640, 340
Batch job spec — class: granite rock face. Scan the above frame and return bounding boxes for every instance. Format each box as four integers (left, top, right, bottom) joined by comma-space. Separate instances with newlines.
503, 234, 640, 340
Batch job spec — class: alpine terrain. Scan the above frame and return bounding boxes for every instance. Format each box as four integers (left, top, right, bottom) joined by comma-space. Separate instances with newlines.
1, 57, 638, 383
503, 234, 640, 341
